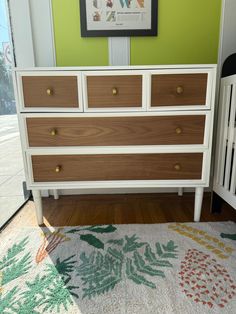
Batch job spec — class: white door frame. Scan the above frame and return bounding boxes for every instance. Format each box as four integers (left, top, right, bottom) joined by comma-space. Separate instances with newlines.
8, 0, 56, 67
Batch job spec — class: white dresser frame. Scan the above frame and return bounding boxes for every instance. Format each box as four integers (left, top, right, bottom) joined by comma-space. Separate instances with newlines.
13, 65, 217, 224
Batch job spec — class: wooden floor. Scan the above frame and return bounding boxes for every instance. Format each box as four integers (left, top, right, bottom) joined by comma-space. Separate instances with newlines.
4, 192, 236, 229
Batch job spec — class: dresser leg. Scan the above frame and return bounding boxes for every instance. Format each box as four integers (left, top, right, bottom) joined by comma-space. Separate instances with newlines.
194, 187, 204, 222
32, 190, 43, 225
178, 187, 183, 196
53, 189, 59, 200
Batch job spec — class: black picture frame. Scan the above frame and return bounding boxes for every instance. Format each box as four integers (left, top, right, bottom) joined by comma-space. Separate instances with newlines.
80, 0, 158, 37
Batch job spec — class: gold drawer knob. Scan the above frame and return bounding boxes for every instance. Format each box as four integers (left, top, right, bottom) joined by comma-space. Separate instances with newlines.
50, 129, 57, 136
46, 88, 53, 96
176, 86, 184, 95
175, 127, 182, 134
112, 87, 118, 96
174, 163, 181, 171
55, 165, 62, 173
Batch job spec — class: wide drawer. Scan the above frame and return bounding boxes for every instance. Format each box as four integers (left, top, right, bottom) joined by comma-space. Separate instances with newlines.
26, 115, 205, 147
86, 75, 142, 109
22, 76, 79, 108
31, 153, 203, 182
151, 74, 208, 107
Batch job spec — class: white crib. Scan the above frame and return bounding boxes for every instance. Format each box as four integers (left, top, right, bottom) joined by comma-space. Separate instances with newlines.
213, 73, 236, 209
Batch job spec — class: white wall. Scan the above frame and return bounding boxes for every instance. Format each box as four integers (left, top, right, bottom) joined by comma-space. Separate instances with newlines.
218, 0, 236, 70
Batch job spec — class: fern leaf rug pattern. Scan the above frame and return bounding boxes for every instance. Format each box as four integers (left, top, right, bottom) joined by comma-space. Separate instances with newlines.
0, 222, 236, 313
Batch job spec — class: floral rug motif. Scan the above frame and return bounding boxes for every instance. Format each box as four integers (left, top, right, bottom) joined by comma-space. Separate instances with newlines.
0, 222, 236, 313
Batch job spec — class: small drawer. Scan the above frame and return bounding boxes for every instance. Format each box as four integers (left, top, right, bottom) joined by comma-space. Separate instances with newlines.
151, 74, 208, 107
22, 76, 79, 108
86, 75, 142, 109
31, 153, 203, 182
26, 115, 205, 147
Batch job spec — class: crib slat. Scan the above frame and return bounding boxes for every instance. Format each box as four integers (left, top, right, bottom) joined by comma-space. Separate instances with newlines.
224, 84, 236, 189
219, 85, 232, 186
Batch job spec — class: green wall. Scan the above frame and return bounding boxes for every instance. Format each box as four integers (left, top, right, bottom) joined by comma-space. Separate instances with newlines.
52, 0, 222, 66
52, 0, 109, 66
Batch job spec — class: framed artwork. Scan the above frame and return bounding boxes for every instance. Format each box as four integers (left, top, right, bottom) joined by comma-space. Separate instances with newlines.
80, 0, 158, 37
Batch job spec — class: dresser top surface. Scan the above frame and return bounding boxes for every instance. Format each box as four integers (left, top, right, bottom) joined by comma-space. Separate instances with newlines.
13, 64, 217, 73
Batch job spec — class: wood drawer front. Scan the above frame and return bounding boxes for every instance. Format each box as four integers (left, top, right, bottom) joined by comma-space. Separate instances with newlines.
87, 75, 142, 108
151, 74, 208, 107
26, 115, 205, 147
22, 76, 79, 108
32, 153, 203, 182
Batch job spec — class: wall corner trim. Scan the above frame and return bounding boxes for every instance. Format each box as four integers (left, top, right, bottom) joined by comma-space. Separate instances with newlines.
109, 37, 130, 66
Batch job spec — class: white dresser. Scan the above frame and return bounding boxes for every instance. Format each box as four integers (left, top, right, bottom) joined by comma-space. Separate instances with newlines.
13, 65, 217, 224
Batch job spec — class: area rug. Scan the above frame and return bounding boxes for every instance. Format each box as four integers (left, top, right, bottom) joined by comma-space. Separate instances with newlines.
1, 222, 236, 314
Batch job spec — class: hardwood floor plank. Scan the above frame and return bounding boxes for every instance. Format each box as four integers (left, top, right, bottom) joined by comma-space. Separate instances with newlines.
2, 193, 236, 232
